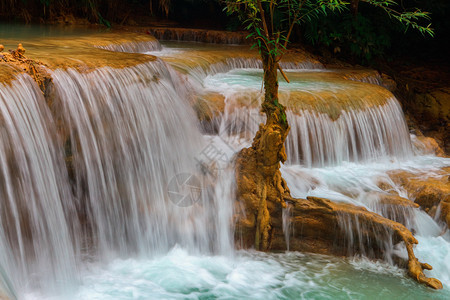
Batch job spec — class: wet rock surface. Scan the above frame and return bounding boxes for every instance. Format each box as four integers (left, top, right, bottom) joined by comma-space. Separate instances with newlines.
391, 65, 450, 155
387, 169, 450, 229
0, 43, 51, 90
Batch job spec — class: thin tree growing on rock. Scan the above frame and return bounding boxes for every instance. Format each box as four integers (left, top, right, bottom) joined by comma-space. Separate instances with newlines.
224, 0, 441, 289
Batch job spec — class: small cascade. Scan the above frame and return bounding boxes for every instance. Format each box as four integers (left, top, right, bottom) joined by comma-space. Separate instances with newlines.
148, 27, 250, 44
345, 71, 383, 86
0, 74, 79, 296
96, 40, 162, 53
48, 59, 233, 259
286, 98, 413, 167
362, 193, 417, 228
180, 58, 263, 88
282, 204, 293, 251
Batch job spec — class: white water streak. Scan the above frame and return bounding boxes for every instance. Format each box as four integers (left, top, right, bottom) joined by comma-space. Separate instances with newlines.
50, 60, 233, 259
0, 75, 79, 297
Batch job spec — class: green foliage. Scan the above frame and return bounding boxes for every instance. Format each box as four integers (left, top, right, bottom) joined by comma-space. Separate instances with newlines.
303, 1, 436, 63
224, 0, 433, 60
97, 12, 111, 28
361, 0, 433, 36
224, 1, 349, 58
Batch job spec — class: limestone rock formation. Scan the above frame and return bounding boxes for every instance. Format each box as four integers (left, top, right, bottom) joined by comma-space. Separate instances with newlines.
0, 44, 51, 91
396, 68, 450, 155
388, 169, 450, 229
412, 135, 445, 156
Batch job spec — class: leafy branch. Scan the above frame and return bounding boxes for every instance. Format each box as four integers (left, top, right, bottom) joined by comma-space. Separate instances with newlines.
224, 0, 434, 62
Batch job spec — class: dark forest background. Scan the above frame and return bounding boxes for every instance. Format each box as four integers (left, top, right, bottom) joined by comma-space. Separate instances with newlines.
0, 0, 449, 65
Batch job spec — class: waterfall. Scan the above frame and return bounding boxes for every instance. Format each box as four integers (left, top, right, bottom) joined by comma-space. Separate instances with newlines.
0, 55, 236, 297
0, 74, 79, 296
96, 40, 162, 53
48, 59, 233, 259
0, 35, 449, 298
147, 28, 250, 45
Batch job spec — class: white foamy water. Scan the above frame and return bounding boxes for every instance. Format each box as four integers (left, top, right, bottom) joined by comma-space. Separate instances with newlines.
27, 248, 448, 300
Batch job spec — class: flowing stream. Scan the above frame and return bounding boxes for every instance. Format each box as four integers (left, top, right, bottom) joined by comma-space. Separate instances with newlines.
0, 33, 449, 299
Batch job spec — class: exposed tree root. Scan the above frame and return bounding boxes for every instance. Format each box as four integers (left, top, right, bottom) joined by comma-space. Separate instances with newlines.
235, 121, 290, 251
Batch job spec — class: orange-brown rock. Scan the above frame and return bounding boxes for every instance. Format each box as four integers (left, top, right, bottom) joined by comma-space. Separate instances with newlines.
388, 169, 450, 228
390, 61, 450, 155
195, 93, 225, 122
16, 43, 26, 56
412, 135, 445, 156
399, 83, 450, 154
0, 44, 51, 91
376, 193, 419, 208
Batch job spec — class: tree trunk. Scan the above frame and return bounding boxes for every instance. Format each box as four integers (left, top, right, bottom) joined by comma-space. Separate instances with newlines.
351, 0, 359, 17
261, 53, 287, 127
234, 53, 291, 251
